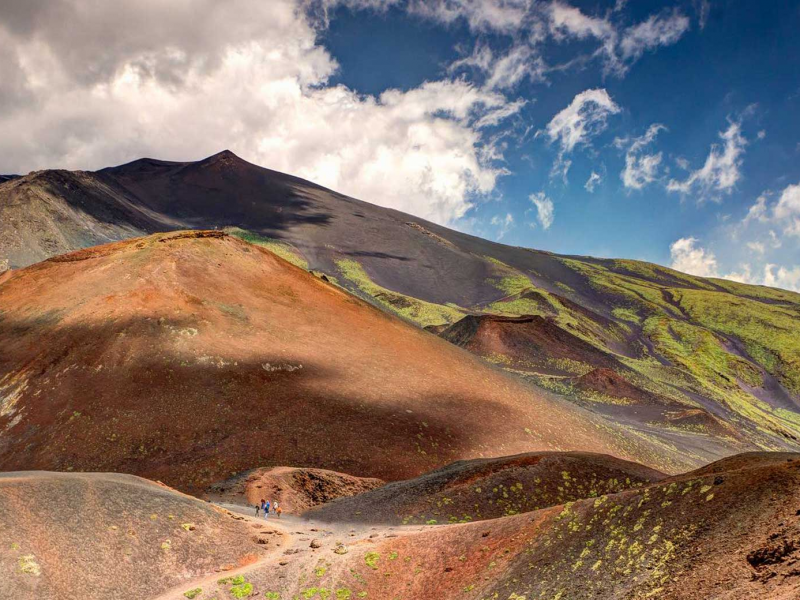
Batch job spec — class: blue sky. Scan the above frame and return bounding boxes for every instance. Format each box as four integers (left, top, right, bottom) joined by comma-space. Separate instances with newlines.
321, 1, 800, 287
1, 0, 799, 289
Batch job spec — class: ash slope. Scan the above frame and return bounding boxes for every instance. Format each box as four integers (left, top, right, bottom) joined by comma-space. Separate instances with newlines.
306, 451, 665, 525
0, 231, 676, 492
159, 452, 800, 600
318, 452, 800, 600
0, 471, 267, 600
3, 150, 800, 459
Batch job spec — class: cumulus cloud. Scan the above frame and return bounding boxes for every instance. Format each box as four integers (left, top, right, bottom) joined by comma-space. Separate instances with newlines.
617, 124, 666, 190
724, 263, 800, 293
773, 183, 800, 237
667, 120, 747, 200
763, 264, 800, 292
0, 0, 528, 226
670, 235, 800, 292
669, 237, 719, 277
529, 191, 555, 229
543, 88, 620, 180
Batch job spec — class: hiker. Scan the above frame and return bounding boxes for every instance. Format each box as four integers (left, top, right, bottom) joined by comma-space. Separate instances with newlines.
260, 499, 266, 518
254, 503, 260, 517
276, 503, 282, 519
264, 500, 271, 519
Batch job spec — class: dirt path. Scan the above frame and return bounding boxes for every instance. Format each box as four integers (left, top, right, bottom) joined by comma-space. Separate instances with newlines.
152, 501, 424, 600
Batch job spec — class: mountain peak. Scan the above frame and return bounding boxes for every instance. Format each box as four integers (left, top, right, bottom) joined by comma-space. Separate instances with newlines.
204, 149, 243, 162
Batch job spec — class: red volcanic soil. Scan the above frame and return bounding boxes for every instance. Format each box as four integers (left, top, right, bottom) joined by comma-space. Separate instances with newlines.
0, 471, 268, 600
154, 452, 800, 600
440, 313, 621, 372
575, 367, 655, 403
206, 466, 384, 514
0, 231, 682, 492
3, 452, 799, 600
307, 451, 665, 525
290, 453, 800, 600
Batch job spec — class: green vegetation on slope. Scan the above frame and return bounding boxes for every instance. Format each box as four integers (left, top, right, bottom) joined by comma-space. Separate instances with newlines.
227, 228, 309, 269
672, 288, 800, 393
336, 259, 464, 328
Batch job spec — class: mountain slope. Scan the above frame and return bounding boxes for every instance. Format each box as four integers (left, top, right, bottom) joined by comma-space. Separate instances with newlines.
292, 453, 800, 600
0, 471, 266, 600
2, 151, 800, 459
0, 230, 688, 491
306, 451, 665, 525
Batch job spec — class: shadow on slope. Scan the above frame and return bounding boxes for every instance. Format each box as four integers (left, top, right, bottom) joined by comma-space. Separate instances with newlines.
0, 231, 686, 493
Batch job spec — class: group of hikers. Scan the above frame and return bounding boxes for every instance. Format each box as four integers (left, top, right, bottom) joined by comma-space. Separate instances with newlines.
255, 499, 282, 519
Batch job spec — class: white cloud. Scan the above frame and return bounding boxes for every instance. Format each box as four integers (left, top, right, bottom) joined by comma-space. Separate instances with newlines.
763, 264, 800, 292
694, 0, 710, 29
486, 44, 547, 90
545, 89, 621, 154
0, 0, 526, 226
746, 241, 765, 254
585, 170, 602, 192
619, 11, 690, 61
669, 237, 719, 277
529, 191, 555, 229
725, 263, 800, 293
667, 120, 747, 200
548, 1, 614, 40
407, 1, 691, 79
543, 88, 620, 180
741, 183, 800, 239
742, 194, 769, 225
773, 183, 800, 237
490, 212, 515, 239
618, 123, 666, 190
670, 236, 800, 292
450, 43, 547, 90
407, 0, 532, 33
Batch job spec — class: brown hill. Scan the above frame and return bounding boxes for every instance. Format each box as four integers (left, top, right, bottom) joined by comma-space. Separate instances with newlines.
310, 453, 800, 600
0, 231, 688, 492
206, 466, 384, 514
439, 313, 622, 372
306, 451, 665, 525
3, 151, 800, 460
0, 471, 267, 600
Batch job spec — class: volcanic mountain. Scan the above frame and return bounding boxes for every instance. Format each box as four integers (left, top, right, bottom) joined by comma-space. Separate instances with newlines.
0, 230, 687, 492
2, 150, 800, 462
